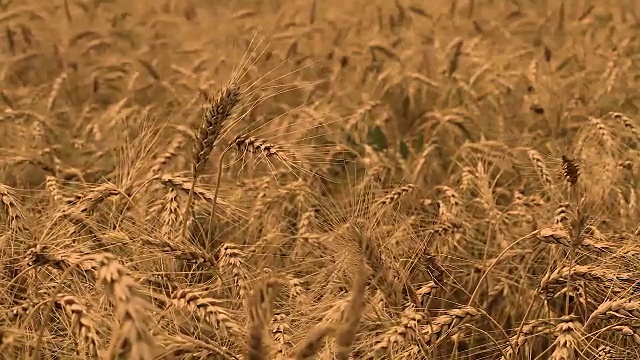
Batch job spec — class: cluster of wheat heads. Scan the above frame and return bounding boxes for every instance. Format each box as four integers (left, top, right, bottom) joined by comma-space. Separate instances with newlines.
4, 0, 640, 359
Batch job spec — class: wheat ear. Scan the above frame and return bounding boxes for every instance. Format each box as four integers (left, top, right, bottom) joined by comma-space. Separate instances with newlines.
335, 260, 366, 360
96, 253, 156, 360
181, 84, 240, 242
30, 253, 106, 359
209, 133, 284, 236
247, 278, 282, 360
292, 323, 336, 360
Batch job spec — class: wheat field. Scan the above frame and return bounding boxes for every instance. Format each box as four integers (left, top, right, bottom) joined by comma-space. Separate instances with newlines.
1, 0, 640, 359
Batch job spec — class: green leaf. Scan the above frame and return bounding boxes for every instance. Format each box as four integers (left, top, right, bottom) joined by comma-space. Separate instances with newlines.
367, 125, 388, 151
399, 140, 409, 159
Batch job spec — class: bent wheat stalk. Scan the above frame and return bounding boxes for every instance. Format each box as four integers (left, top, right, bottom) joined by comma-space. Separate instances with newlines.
208, 142, 235, 242
208, 134, 284, 239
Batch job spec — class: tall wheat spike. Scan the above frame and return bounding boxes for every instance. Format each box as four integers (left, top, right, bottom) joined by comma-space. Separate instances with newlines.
181, 84, 241, 241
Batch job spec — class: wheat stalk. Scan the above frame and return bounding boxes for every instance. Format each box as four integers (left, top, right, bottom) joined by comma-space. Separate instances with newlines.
170, 288, 243, 337
182, 83, 241, 242
292, 323, 336, 360
95, 253, 156, 360
334, 260, 366, 360
247, 277, 282, 360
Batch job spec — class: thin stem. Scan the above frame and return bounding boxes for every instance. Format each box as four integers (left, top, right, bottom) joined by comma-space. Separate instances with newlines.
513, 285, 544, 357
468, 230, 537, 306
180, 173, 198, 243
31, 254, 96, 359
566, 185, 583, 315
207, 145, 233, 249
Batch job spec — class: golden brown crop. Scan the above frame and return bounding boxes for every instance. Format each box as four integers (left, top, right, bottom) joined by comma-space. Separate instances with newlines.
2, 1, 640, 359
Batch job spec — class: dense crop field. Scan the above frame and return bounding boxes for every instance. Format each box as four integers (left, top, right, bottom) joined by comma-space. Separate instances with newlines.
1, 0, 640, 359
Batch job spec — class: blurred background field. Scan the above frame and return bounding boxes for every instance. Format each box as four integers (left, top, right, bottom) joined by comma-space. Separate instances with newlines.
2, 0, 640, 359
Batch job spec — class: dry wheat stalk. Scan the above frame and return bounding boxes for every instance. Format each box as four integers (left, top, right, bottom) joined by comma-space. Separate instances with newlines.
612, 112, 640, 143
371, 304, 424, 355
549, 315, 583, 360
272, 312, 292, 360
284, 274, 307, 302
588, 116, 615, 150
246, 277, 282, 360
54, 294, 101, 358
593, 345, 615, 359
183, 83, 241, 240
219, 242, 250, 299
553, 202, 571, 226
334, 261, 366, 360
159, 333, 238, 359
514, 192, 545, 209
0, 182, 24, 233
192, 85, 241, 174
233, 133, 282, 159
5, 3, 640, 360
416, 282, 439, 307
608, 322, 640, 344
411, 142, 437, 182
170, 288, 243, 337
44, 175, 69, 204
561, 155, 580, 186
353, 225, 405, 308
140, 235, 219, 270
139, 273, 179, 297
46, 70, 67, 111
150, 134, 186, 176
587, 299, 640, 324
159, 187, 181, 239
297, 206, 319, 238
536, 226, 572, 247
358, 164, 389, 189
527, 150, 553, 187
387, 215, 417, 250
211, 130, 307, 232
94, 253, 155, 360
292, 323, 336, 360
3, 255, 28, 306
459, 166, 475, 191
436, 185, 462, 216
23, 244, 95, 280
541, 266, 633, 298
159, 174, 235, 212
71, 183, 122, 213
501, 319, 555, 359
422, 306, 481, 347
8, 298, 40, 321
372, 184, 416, 211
